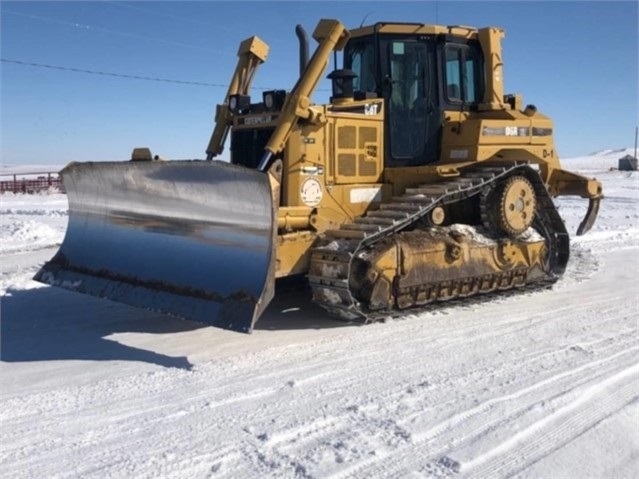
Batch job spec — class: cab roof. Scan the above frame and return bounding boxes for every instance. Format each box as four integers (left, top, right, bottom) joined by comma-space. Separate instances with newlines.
349, 22, 483, 40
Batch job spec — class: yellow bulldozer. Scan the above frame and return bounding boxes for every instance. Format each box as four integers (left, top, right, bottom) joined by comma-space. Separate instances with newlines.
36, 19, 602, 333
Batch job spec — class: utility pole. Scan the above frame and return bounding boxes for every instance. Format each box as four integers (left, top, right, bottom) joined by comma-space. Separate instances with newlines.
619, 126, 639, 170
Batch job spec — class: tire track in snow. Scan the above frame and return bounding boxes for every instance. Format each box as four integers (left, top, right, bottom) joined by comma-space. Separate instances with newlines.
463, 363, 639, 478
0, 358, 343, 479
218, 328, 638, 477
4, 320, 635, 478
2, 309, 635, 478
326, 343, 639, 479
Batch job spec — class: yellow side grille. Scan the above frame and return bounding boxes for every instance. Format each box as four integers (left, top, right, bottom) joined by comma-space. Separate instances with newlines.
338, 154, 357, 176
359, 154, 377, 176
336, 125, 379, 178
359, 127, 377, 148
338, 126, 357, 149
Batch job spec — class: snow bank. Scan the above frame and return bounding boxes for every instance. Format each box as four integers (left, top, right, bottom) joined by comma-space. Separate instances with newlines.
562, 147, 636, 171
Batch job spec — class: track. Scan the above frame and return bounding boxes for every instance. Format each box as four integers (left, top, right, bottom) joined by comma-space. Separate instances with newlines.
309, 164, 569, 321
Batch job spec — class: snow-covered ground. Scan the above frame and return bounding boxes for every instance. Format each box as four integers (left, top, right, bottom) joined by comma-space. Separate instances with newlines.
1, 150, 637, 478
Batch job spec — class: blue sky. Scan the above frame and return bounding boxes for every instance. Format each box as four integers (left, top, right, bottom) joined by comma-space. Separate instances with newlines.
1, 1, 637, 165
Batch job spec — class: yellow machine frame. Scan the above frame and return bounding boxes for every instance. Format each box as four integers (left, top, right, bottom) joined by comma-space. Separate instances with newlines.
209, 19, 602, 278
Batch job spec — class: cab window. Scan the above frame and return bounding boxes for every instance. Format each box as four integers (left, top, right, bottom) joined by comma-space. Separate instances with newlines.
444, 44, 483, 104
346, 40, 377, 93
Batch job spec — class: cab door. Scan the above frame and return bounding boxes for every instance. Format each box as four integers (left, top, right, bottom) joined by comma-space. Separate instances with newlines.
383, 38, 440, 167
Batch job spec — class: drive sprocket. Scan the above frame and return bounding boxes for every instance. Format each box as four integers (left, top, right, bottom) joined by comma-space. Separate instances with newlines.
481, 175, 537, 236
482, 175, 536, 236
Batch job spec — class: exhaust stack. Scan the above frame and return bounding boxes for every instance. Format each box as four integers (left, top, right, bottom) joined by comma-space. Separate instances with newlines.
295, 24, 309, 76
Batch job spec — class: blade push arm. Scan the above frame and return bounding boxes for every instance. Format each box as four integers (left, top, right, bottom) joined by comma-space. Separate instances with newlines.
206, 36, 269, 160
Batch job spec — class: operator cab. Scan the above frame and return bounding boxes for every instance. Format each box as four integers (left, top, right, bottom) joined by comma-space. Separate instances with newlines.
342, 23, 485, 167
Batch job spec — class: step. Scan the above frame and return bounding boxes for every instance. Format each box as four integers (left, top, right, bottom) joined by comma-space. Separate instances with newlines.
342, 223, 383, 232
325, 229, 367, 239
406, 185, 458, 195
379, 203, 424, 213
392, 195, 436, 204
354, 216, 396, 226
366, 210, 410, 220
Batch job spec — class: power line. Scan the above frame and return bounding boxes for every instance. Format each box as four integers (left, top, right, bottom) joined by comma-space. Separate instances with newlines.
1, 58, 231, 88
0, 58, 328, 91
1, 57, 331, 92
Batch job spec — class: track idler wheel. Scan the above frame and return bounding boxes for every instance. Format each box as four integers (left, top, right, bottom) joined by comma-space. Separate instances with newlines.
483, 175, 536, 236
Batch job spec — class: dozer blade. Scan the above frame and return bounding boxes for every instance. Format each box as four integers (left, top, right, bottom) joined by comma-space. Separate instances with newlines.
35, 160, 280, 333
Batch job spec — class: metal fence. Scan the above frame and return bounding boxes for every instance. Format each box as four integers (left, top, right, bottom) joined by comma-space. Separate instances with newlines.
0, 172, 65, 194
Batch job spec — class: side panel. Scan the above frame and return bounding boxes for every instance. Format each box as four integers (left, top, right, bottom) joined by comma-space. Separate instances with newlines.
279, 102, 387, 229
329, 102, 384, 185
